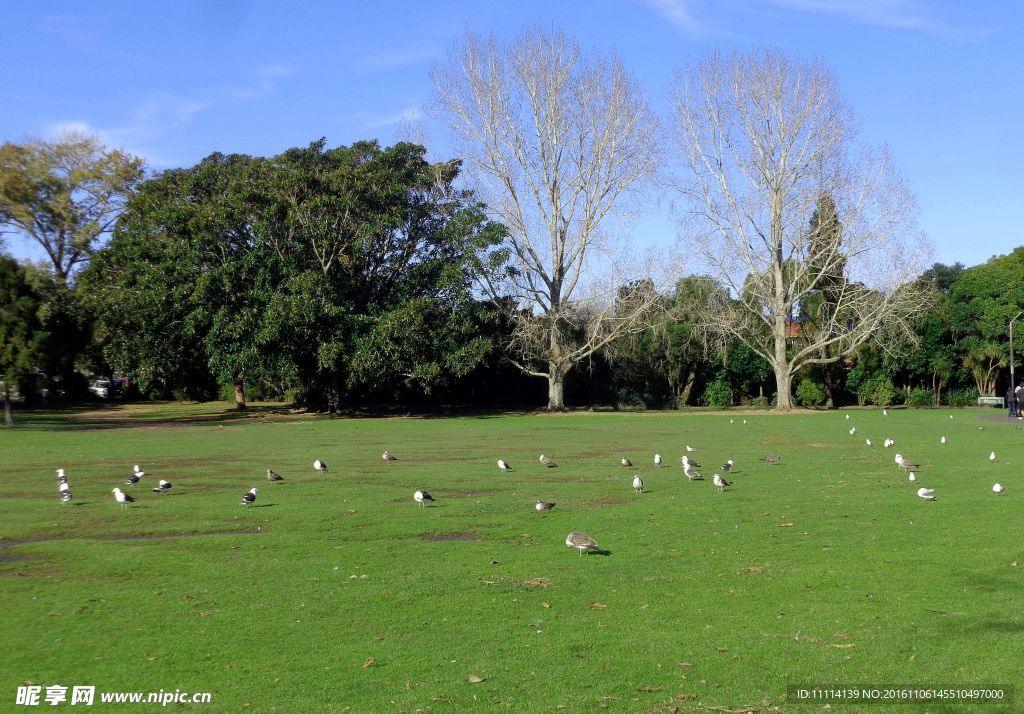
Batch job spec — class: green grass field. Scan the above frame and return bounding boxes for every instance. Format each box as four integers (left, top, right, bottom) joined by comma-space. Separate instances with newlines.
2, 404, 1021, 712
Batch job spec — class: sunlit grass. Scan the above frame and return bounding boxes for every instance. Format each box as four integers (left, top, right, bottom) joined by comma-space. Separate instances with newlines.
1, 404, 1021, 711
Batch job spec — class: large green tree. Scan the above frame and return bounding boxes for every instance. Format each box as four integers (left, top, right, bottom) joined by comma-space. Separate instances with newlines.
87, 139, 505, 410
0, 257, 46, 424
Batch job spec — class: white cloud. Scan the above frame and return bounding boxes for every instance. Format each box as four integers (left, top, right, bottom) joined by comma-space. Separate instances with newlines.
354, 47, 440, 72
642, 0, 714, 36
768, 0, 994, 40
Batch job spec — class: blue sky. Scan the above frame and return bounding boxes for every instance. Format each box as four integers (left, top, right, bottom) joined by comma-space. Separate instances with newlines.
2, 0, 1020, 268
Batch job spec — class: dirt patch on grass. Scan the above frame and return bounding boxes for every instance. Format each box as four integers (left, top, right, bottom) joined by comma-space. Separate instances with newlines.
587, 496, 631, 509
419, 532, 479, 542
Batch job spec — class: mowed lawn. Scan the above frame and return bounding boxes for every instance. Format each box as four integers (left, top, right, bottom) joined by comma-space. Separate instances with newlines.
1, 404, 1021, 712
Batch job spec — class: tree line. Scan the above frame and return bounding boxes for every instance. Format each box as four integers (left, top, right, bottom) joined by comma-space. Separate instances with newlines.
1, 32, 1020, 421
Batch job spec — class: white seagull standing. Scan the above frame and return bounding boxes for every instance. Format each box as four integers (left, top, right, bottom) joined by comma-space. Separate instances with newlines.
993, 483, 1004, 494
866, 438, 872, 447
940, 436, 946, 444
653, 454, 662, 468
241, 487, 257, 506
721, 459, 734, 473
267, 469, 284, 482
713, 473, 731, 493
916, 487, 936, 501
565, 531, 600, 556
686, 445, 697, 452
125, 472, 141, 485
883, 408, 888, 416
112, 488, 135, 509
849, 427, 857, 435
539, 454, 557, 468
313, 459, 328, 475
58, 481, 70, 493
989, 451, 997, 462
497, 459, 512, 472
152, 479, 172, 494
908, 472, 917, 483
56, 468, 66, 480
620, 457, 633, 468
413, 489, 433, 507
632, 475, 643, 494
133, 465, 145, 478
845, 414, 850, 420
382, 450, 397, 463
682, 455, 701, 469
685, 463, 703, 480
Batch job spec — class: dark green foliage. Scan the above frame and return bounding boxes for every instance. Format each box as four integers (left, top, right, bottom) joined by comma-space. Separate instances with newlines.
0, 257, 46, 422
855, 373, 898, 406
702, 375, 733, 406
907, 387, 935, 407
944, 387, 977, 407
795, 379, 826, 407
85, 140, 506, 410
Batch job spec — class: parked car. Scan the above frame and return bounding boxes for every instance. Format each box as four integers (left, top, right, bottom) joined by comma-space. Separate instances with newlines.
89, 379, 111, 398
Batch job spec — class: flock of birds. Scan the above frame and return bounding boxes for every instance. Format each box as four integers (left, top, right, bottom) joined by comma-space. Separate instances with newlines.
847, 411, 1008, 501
52, 409, 1011, 556
54, 440, 774, 558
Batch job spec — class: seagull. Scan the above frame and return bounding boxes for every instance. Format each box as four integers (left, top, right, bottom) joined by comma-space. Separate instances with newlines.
685, 465, 703, 480
621, 457, 633, 468
989, 451, 996, 462
742, 419, 747, 424
883, 438, 893, 448
849, 427, 857, 435
883, 408, 888, 416
413, 489, 433, 507
908, 472, 917, 483
58, 481, 70, 493
940, 436, 946, 444
112, 488, 135, 509
313, 459, 328, 474
56, 468, 65, 480
686, 445, 697, 452
993, 483, 1004, 494
152, 479, 172, 494
682, 455, 702, 469
132, 465, 145, 478
713, 473, 731, 493
632, 475, 643, 494
653, 454, 662, 468
539, 454, 557, 468
266, 469, 284, 482
125, 473, 141, 486
241, 487, 257, 506
916, 487, 936, 501
498, 459, 512, 472
60, 490, 72, 504
866, 438, 872, 447
721, 459, 734, 473
565, 531, 600, 556
845, 414, 850, 420
382, 450, 397, 462
949, 415, 954, 419
761, 455, 780, 464
535, 500, 555, 512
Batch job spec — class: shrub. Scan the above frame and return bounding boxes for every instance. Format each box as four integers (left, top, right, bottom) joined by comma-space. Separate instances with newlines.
795, 379, 827, 407
945, 388, 976, 407
907, 387, 934, 407
703, 379, 733, 407
750, 395, 770, 409
856, 374, 897, 406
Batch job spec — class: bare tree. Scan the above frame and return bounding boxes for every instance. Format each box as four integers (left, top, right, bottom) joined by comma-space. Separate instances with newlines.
669, 48, 932, 409
431, 27, 662, 409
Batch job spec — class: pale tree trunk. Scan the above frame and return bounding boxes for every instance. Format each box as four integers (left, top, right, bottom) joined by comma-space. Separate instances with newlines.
3, 382, 12, 426
233, 376, 247, 411
775, 363, 794, 410
547, 364, 566, 411
823, 367, 836, 409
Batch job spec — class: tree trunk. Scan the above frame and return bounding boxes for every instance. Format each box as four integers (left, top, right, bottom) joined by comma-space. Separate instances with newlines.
680, 368, 696, 407
547, 363, 566, 411
3, 382, 12, 426
775, 367, 794, 410
233, 376, 247, 411
823, 366, 835, 409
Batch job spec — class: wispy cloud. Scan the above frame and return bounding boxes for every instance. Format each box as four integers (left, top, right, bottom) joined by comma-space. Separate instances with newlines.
354, 46, 440, 72
768, 0, 994, 40
642, 0, 715, 36
360, 107, 422, 131
228, 64, 300, 100
38, 14, 98, 53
